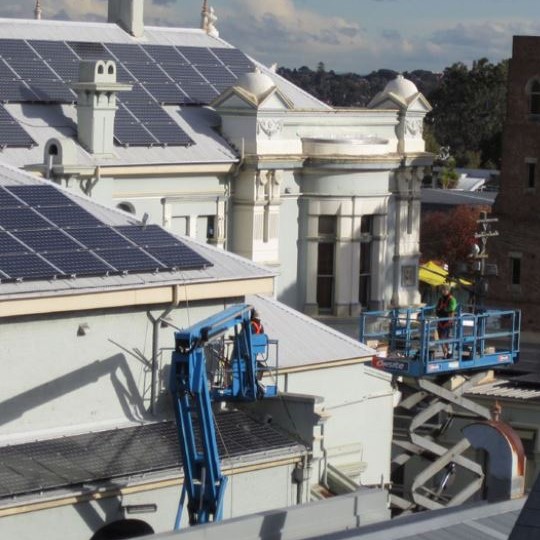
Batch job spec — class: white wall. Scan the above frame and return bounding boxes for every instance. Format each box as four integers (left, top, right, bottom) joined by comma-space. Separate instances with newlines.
0, 302, 226, 442
0, 462, 299, 540
278, 363, 393, 486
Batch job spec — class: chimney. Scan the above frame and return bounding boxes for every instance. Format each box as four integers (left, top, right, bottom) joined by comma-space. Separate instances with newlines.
71, 60, 131, 155
108, 0, 144, 38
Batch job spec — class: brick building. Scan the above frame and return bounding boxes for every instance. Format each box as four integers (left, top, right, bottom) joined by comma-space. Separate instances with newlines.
490, 36, 540, 330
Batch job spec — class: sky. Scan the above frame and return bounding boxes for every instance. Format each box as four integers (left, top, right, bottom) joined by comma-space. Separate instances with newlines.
2, 0, 540, 73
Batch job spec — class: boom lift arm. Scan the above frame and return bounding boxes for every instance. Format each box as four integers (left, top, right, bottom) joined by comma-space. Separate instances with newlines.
169, 304, 277, 527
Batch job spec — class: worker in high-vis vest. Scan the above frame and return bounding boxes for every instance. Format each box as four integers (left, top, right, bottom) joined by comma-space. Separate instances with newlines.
436, 284, 458, 358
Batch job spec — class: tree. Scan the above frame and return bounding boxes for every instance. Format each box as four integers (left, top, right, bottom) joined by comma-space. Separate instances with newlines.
427, 59, 508, 168
420, 206, 488, 275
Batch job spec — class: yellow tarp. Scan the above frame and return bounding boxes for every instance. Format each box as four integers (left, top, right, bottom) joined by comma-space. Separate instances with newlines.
419, 261, 471, 288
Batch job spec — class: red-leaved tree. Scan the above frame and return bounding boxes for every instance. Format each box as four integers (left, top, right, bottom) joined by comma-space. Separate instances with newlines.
420, 205, 488, 275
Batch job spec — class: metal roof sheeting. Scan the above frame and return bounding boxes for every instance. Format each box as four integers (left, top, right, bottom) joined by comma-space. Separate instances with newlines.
248, 295, 384, 372
467, 379, 540, 402
0, 162, 275, 298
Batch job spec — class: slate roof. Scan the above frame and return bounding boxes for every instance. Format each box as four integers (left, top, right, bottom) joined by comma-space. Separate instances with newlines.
0, 410, 305, 502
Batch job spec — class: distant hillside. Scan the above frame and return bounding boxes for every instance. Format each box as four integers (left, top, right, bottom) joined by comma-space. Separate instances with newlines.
277, 64, 440, 108
277, 60, 508, 169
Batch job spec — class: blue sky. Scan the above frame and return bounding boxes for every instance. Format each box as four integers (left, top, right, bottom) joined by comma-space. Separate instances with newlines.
2, 0, 540, 73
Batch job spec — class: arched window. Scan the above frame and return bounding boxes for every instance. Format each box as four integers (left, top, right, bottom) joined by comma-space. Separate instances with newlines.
529, 79, 540, 115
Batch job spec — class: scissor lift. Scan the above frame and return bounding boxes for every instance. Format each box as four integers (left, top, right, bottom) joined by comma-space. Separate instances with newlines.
359, 306, 521, 513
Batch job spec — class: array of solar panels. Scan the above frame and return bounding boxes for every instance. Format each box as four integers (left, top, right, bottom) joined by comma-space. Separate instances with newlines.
0, 184, 211, 282
0, 38, 254, 148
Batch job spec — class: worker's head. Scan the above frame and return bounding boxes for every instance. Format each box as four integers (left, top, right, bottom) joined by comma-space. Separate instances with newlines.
251, 309, 261, 321
441, 284, 451, 296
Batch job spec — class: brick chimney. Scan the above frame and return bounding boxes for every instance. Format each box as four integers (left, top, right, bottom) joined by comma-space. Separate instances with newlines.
72, 60, 131, 155
108, 0, 144, 38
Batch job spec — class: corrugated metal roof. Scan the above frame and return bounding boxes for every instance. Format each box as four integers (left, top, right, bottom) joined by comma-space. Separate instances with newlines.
421, 188, 496, 207
466, 379, 540, 402
0, 410, 305, 502
0, 162, 275, 298
248, 295, 386, 374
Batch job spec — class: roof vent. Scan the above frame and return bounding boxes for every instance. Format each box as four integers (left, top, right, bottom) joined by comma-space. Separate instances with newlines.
108, 0, 144, 38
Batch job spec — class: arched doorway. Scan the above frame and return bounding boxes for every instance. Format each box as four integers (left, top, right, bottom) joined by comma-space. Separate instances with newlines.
90, 519, 154, 540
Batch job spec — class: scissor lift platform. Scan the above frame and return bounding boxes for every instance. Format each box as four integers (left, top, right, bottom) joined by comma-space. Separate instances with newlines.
359, 306, 520, 377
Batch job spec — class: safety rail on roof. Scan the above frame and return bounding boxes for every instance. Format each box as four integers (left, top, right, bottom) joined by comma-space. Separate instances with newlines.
359, 306, 520, 377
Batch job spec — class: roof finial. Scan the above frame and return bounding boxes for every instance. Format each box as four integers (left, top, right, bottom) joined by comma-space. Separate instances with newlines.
201, 0, 219, 38
201, 0, 209, 30
34, 0, 42, 20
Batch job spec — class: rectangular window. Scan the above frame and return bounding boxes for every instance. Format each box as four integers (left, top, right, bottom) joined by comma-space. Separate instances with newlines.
196, 215, 215, 242
526, 161, 536, 189
359, 215, 374, 307
317, 242, 334, 309
317, 216, 337, 311
511, 256, 521, 286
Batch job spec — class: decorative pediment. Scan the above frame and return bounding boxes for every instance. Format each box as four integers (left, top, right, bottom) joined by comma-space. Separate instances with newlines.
212, 85, 294, 111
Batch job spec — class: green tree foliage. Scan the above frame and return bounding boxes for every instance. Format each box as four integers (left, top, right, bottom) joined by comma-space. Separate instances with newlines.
420, 206, 487, 275
427, 58, 508, 168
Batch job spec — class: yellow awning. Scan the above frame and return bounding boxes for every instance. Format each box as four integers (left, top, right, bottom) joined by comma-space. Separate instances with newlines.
419, 261, 471, 288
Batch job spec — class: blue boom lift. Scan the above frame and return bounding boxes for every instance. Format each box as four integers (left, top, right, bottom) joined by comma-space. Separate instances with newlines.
169, 304, 277, 528
359, 305, 521, 512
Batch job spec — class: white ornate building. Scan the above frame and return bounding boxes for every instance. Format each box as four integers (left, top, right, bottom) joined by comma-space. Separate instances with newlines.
0, 1, 433, 317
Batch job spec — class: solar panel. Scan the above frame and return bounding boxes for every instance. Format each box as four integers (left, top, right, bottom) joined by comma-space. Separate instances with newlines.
45, 59, 80, 82
197, 65, 237, 85
0, 39, 39, 60
0, 232, 28, 254
159, 64, 206, 83
143, 244, 210, 270
141, 82, 185, 105
106, 43, 151, 64
123, 102, 173, 124
142, 45, 187, 65
45, 250, 113, 276
14, 229, 81, 252
211, 48, 253, 68
114, 224, 182, 247
0, 186, 23, 207
0, 182, 211, 280
145, 123, 193, 146
176, 47, 219, 66
29, 40, 78, 62
97, 247, 162, 272
6, 58, 57, 80
26, 80, 76, 103
124, 63, 170, 84
114, 120, 157, 146
36, 206, 103, 228
117, 82, 153, 104
68, 42, 113, 60
0, 80, 38, 102
0, 59, 16, 79
177, 82, 219, 104
6, 185, 76, 207
68, 227, 133, 250
0, 253, 58, 280
0, 207, 52, 230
